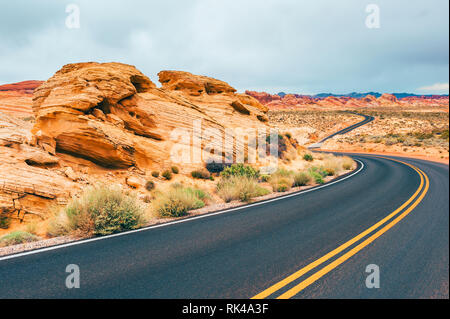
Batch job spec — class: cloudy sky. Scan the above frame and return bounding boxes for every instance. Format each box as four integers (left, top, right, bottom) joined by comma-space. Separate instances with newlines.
0, 0, 448, 94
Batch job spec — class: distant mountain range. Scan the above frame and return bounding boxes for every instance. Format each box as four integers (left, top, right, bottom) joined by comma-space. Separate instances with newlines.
277, 92, 449, 99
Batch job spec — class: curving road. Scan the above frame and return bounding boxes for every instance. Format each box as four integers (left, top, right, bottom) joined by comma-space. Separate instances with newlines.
309, 112, 374, 148
0, 116, 448, 299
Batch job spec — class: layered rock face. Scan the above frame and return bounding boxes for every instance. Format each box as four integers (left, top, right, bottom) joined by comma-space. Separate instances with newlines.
32, 62, 269, 170
0, 81, 43, 116
0, 112, 76, 224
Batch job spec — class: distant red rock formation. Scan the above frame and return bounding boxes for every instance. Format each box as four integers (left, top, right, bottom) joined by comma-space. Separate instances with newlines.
245, 90, 448, 110
0, 80, 43, 94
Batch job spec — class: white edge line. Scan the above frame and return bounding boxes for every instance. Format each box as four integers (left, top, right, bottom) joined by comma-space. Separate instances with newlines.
0, 159, 365, 262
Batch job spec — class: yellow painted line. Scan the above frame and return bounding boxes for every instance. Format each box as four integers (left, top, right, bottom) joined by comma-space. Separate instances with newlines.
252, 157, 427, 299
278, 165, 429, 299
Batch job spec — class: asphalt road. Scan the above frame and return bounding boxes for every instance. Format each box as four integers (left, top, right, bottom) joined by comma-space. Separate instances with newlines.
309, 112, 375, 148
0, 153, 447, 299
319, 112, 375, 143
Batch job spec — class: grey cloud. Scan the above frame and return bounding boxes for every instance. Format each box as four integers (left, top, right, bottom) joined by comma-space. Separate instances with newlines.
0, 0, 448, 94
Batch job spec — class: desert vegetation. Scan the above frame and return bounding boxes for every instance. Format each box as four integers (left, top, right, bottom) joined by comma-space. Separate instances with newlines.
0, 152, 357, 248
268, 154, 354, 191
323, 111, 449, 159
151, 184, 209, 217
268, 110, 363, 143
47, 185, 145, 237
0, 231, 40, 247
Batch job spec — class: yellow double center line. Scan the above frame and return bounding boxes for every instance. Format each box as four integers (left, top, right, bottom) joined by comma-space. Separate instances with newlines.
252, 156, 430, 299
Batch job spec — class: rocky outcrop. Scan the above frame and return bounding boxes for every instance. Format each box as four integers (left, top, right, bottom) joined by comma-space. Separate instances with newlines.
32, 62, 269, 170
158, 70, 236, 96
377, 93, 399, 106
0, 112, 75, 223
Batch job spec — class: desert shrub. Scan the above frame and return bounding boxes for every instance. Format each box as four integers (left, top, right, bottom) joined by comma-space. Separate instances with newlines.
145, 180, 155, 191
153, 185, 207, 217
47, 208, 71, 237
341, 156, 354, 170
0, 231, 40, 247
217, 176, 269, 202
191, 169, 211, 179
171, 166, 179, 174
412, 132, 434, 140
385, 138, 396, 146
50, 185, 145, 236
220, 164, 259, 179
260, 174, 270, 182
162, 170, 172, 180
309, 171, 325, 184
142, 195, 152, 203
151, 171, 159, 178
303, 153, 314, 161
205, 161, 230, 173
0, 215, 11, 229
273, 168, 294, 177
322, 158, 342, 176
293, 172, 311, 186
266, 134, 288, 158
309, 166, 328, 178
273, 180, 292, 192
268, 168, 294, 192
25, 222, 38, 235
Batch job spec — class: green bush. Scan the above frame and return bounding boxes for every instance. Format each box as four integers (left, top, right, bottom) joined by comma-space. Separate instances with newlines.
0, 231, 40, 247
260, 174, 270, 182
293, 172, 311, 186
162, 170, 173, 180
275, 183, 290, 192
145, 180, 155, 191
217, 176, 269, 202
303, 153, 314, 162
191, 170, 211, 179
53, 185, 145, 236
171, 166, 179, 174
153, 185, 207, 217
220, 163, 259, 179
309, 166, 328, 178
309, 171, 325, 184
0, 215, 11, 229
151, 171, 159, 178
205, 162, 230, 173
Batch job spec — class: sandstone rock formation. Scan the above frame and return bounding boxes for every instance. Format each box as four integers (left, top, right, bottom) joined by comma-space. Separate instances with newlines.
0, 112, 76, 224
32, 62, 269, 170
1, 63, 272, 231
